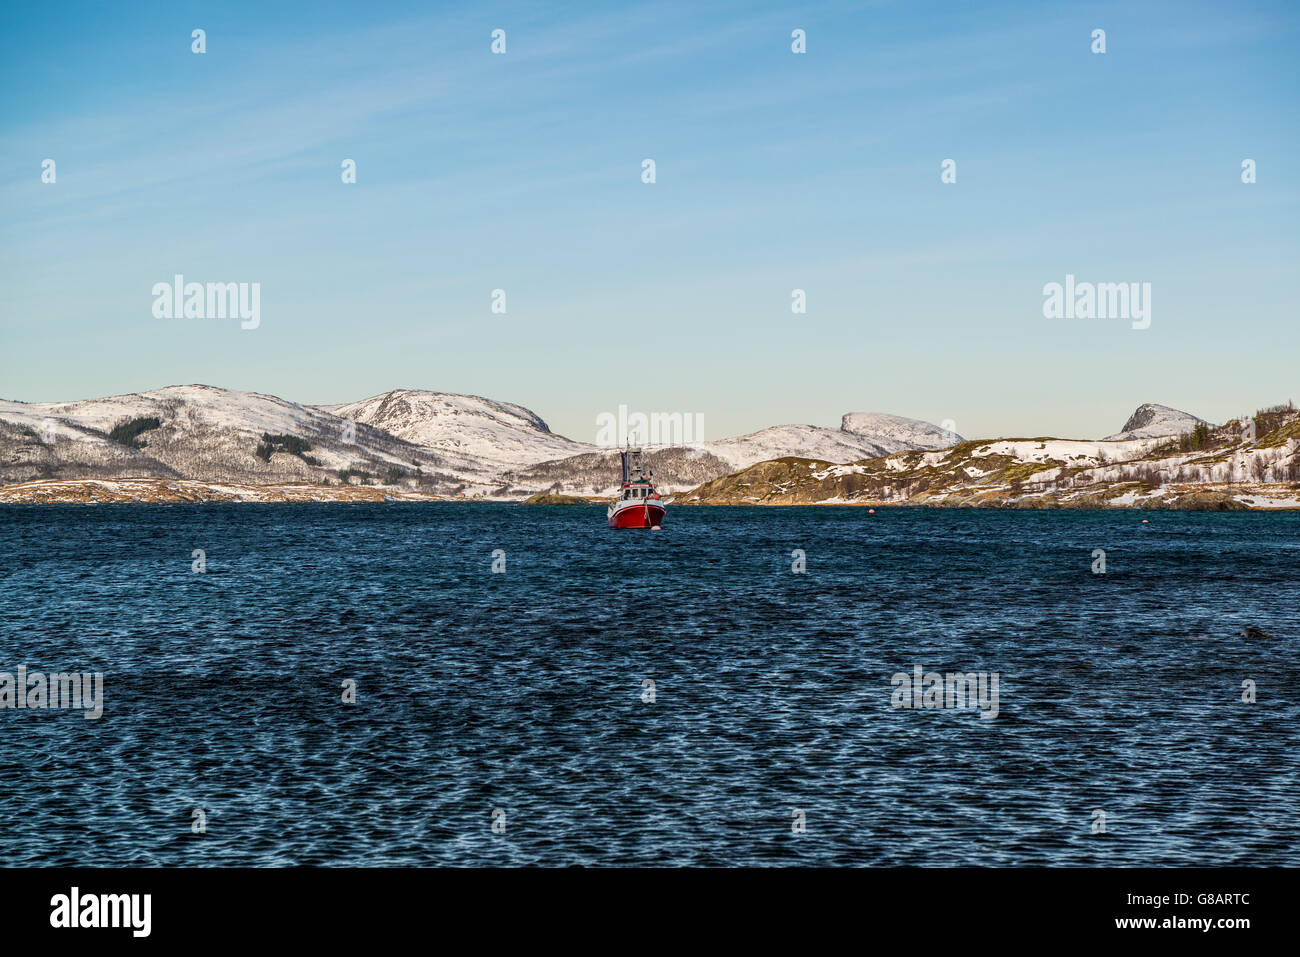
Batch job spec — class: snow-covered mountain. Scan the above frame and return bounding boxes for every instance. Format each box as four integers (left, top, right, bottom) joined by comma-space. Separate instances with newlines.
498, 445, 735, 498
0, 387, 976, 496
840, 412, 962, 451
317, 389, 593, 475
1104, 403, 1209, 441
680, 405, 1300, 509
492, 414, 964, 497
699, 425, 892, 471
0, 385, 453, 486
4, 385, 1242, 503
691, 413, 962, 473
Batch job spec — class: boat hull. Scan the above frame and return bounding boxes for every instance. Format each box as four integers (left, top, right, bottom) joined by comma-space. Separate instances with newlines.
607, 500, 666, 528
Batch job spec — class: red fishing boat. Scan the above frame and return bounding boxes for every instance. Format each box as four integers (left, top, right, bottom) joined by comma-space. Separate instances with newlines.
607, 448, 665, 529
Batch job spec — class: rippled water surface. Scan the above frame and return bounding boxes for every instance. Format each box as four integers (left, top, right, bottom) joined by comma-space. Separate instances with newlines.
1, 503, 1296, 866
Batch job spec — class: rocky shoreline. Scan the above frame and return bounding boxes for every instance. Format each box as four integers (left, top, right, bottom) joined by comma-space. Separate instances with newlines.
0, 478, 445, 504
675, 483, 1300, 510
4, 476, 1299, 509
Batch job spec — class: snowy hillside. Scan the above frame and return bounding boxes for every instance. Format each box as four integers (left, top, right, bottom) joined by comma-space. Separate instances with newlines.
499, 446, 734, 498
0, 385, 454, 487
311, 398, 968, 496
1104, 403, 1209, 441
502, 414, 966, 496
318, 390, 594, 474
695, 425, 886, 471
645, 413, 963, 475
6, 384, 1269, 507
840, 412, 962, 451
680, 403, 1300, 509
0, 387, 980, 498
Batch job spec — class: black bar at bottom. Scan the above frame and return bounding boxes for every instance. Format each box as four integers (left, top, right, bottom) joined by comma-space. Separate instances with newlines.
0, 866, 1275, 943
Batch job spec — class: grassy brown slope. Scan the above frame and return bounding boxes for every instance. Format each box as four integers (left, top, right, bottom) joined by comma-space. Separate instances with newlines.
677, 407, 1300, 508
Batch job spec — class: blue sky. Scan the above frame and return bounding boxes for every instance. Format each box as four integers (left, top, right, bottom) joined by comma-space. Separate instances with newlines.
2, 0, 1296, 442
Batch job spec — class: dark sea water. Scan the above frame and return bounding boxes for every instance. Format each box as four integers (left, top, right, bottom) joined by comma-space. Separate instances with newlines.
0, 503, 1296, 867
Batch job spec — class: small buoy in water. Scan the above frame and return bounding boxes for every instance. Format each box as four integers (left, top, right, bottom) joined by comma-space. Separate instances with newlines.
1142, 519, 1149, 524
869, 509, 875, 514
652, 525, 661, 531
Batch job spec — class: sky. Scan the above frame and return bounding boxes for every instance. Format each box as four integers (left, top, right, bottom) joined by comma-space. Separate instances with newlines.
1, 0, 1296, 443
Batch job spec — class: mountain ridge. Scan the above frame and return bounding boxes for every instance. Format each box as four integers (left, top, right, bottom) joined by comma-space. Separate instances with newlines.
676, 404, 1299, 510
4, 385, 1287, 506
1, 384, 978, 496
